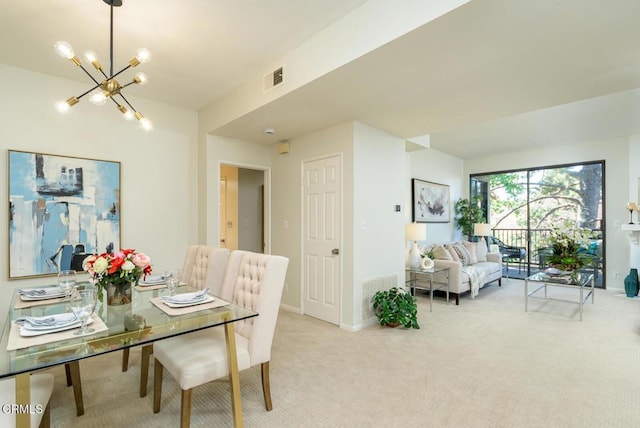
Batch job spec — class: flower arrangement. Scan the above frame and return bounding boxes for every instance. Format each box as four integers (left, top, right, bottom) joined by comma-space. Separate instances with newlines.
544, 220, 597, 272
83, 248, 152, 304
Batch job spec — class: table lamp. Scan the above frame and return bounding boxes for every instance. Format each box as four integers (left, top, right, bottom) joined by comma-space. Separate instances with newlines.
474, 223, 491, 247
406, 222, 427, 268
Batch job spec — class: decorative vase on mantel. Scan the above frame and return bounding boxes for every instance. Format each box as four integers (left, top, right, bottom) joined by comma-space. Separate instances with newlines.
106, 282, 133, 306
623, 268, 639, 298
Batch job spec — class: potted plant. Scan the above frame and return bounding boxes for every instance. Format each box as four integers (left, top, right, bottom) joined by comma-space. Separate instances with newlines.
454, 197, 485, 240
372, 287, 420, 329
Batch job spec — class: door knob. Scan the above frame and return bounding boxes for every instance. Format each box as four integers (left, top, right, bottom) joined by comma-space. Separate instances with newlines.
332, 248, 340, 255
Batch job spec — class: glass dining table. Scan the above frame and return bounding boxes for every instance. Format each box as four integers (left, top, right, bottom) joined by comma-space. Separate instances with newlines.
0, 282, 258, 428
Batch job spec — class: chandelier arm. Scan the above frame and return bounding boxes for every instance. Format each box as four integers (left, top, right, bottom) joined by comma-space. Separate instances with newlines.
78, 64, 102, 86
120, 80, 138, 90
117, 92, 137, 112
110, 64, 132, 80
76, 82, 102, 100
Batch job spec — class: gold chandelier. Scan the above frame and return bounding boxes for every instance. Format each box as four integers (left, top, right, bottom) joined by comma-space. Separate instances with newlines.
54, 0, 152, 131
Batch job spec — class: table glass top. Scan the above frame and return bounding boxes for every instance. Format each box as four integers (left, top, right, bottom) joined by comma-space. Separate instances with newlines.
406, 266, 450, 274
527, 272, 594, 286
0, 283, 257, 378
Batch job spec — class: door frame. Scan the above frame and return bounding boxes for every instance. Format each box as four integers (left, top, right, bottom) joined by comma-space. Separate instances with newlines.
300, 152, 344, 325
218, 161, 271, 254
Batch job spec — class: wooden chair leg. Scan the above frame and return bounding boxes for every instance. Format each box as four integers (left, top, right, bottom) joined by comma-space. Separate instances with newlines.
153, 359, 164, 414
139, 344, 153, 397
68, 361, 84, 416
64, 363, 72, 386
261, 361, 273, 411
180, 389, 192, 428
40, 402, 51, 428
122, 348, 130, 372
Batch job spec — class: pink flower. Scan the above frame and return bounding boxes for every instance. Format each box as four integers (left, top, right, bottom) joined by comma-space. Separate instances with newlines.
132, 252, 151, 268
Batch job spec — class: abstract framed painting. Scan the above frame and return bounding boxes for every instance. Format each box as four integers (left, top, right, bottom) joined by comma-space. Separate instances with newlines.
412, 179, 450, 223
8, 150, 121, 279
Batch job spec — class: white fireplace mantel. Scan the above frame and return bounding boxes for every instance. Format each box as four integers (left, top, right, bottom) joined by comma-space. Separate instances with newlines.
621, 224, 640, 244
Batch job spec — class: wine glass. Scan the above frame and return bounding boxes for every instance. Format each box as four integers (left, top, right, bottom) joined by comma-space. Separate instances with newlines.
71, 289, 96, 335
165, 269, 180, 296
58, 269, 77, 299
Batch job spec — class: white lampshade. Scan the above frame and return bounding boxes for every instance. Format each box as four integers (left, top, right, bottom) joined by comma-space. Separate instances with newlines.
405, 223, 427, 242
474, 223, 491, 237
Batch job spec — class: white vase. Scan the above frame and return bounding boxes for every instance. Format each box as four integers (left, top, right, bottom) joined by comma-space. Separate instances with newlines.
408, 241, 421, 268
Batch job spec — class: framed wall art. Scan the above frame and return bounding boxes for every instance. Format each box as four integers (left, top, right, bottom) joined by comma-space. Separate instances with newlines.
412, 179, 450, 223
8, 150, 121, 279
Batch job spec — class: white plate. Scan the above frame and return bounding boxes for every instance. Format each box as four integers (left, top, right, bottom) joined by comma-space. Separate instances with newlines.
19, 318, 94, 337
162, 295, 214, 308
138, 280, 166, 286
19, 290, 67, 301
19, 314, 78, 331
139, 275, 166, 285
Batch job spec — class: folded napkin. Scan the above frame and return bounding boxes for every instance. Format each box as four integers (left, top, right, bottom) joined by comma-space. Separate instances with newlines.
160, 288, 209, 304
18, 287, 65, 297
139, 275, 166, 285
15, 313, 78, 330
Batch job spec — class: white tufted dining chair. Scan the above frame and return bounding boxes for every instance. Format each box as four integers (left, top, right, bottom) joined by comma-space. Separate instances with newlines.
0, 373, 54, 428
152, 250, 289, 428
126, 245, 231, 398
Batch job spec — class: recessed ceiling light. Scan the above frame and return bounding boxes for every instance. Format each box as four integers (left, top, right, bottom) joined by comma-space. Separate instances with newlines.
264, 128, 276, 135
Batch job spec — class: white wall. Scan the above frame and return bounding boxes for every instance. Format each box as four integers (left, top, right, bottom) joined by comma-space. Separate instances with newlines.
270, 123, 354, 317
205, 135, 272, 247
408, 148, 465, 244
0, 64, 198, 321
352, 123, 406, 327
464, 137, 630, 292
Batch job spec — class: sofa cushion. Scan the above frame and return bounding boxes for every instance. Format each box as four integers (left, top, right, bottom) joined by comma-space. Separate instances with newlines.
432, 245, 452, 261
474, 241, 488, 262
462, 241, 479, 264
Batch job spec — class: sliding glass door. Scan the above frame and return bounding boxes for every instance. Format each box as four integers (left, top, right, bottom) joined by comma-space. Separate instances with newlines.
471, 161, 605, 287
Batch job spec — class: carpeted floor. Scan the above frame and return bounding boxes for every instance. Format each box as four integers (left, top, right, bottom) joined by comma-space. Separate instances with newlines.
48, 279, 640, 427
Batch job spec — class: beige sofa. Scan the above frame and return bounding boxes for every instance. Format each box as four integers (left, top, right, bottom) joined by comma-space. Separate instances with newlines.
421, 241, 502, 305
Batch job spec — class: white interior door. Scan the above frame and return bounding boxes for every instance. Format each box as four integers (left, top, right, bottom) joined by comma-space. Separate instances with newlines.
303, 155, 341, 325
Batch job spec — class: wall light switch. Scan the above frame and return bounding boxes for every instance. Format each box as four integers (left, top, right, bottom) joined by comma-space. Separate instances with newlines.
395, 205, 401, 212
283, 220, 288, 229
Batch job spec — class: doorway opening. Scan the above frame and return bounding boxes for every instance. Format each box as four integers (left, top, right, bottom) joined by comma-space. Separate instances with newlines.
219, 164, 269, 253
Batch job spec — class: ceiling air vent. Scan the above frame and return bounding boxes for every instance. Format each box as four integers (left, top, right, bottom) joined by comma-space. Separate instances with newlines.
264, 66, 284, 92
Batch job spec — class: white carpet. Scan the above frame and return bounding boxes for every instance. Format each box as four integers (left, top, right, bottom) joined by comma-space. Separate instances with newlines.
48, 279, 640, 427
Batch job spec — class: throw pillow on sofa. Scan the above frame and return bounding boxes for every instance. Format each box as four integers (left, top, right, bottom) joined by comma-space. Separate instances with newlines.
446, 244, 461, 262
474, 241, 488, 262
432, 245, 452, 261
462, 241, 479, 264
451, 242, 472, 266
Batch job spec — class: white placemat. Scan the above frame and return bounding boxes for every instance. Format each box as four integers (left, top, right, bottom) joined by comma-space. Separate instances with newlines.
150, 296, 230, 316
14, 294, 68, 309
7, 314, 108, 351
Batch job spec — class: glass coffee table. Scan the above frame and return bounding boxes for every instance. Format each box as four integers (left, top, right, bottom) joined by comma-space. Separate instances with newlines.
524, 272, 595, 321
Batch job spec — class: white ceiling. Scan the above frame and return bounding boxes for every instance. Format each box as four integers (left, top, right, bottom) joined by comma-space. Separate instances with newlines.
2, 0, 639, 159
